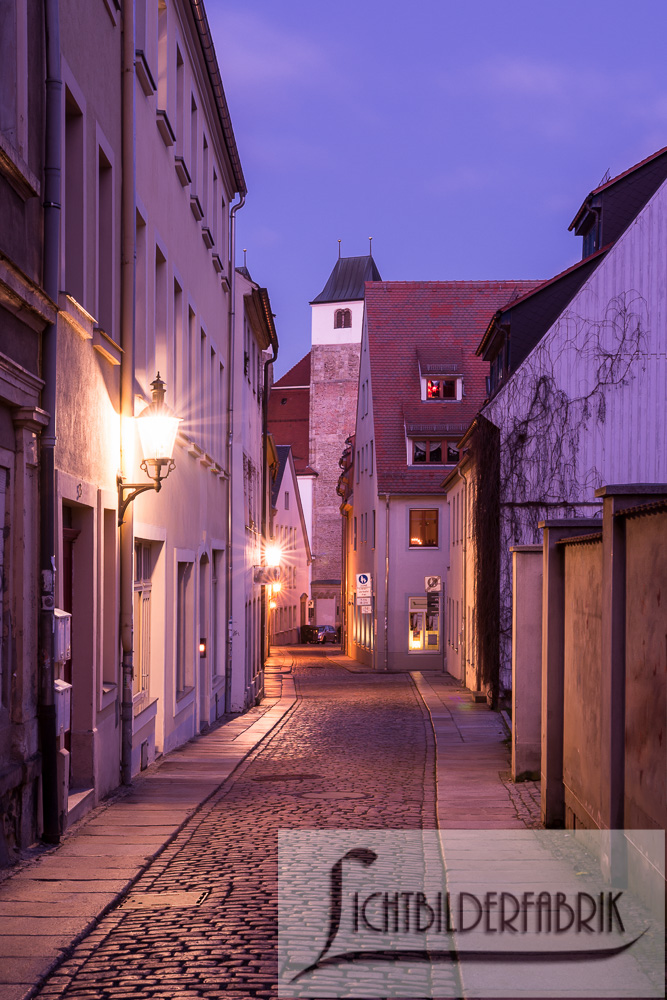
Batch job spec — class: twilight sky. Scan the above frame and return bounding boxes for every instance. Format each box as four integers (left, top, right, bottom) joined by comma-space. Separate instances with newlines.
209, 1, 667, 379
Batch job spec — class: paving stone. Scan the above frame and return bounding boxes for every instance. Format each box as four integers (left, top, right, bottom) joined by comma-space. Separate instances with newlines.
1, 648, 555, 999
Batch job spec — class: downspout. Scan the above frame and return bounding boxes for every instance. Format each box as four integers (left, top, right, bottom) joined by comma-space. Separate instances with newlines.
119, 0, 136, 785
384, 494, 389, 672
260, 334, 278, 691
459, 468, 468, 682
39, 0, 61, 842
224, 195, 245, 713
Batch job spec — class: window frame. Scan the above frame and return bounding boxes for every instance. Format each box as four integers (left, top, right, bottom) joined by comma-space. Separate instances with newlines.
334, 308, 352, 329
409, 508, 439, 548
408, 596, 440, 653
410, 438, 459, 466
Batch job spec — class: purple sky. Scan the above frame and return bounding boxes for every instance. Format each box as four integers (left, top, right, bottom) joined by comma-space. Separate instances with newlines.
209, 1, 667, 379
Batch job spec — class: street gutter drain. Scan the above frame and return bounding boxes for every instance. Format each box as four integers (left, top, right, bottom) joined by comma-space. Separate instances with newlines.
251, 773, 323, 782
119, 890, 210, 910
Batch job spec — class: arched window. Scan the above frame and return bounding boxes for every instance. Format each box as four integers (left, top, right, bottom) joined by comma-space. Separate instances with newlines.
334, 308, 352, 329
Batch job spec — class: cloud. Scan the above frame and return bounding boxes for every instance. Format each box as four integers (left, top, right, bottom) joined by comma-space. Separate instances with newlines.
210, 9, 325, 96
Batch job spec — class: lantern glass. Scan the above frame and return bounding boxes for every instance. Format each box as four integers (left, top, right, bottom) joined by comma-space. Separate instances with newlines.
137, 411, 180, 462
265, 544, 281, 568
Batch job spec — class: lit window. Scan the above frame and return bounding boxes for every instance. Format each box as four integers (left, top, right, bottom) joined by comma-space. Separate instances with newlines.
426, 379, 456, 399
411, 439, 459, 465
409, 509, 438, 547
408, 596, 440, 652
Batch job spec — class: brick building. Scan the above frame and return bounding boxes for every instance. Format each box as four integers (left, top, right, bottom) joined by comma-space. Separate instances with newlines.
268, 253, 380, 627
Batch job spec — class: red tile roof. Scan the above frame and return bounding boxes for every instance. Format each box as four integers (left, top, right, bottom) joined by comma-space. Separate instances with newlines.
366, 281, 540, 495
268, 353, 313, 474
274, 353, 311, 387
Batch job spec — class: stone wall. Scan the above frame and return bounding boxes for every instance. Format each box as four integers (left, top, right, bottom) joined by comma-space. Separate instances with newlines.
309, 342, 360, 586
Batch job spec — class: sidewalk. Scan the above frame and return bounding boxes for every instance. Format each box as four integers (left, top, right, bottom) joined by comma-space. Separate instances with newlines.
0, 649, 541, 1000
0, 652, 297, 1000
325, 651, 541, 830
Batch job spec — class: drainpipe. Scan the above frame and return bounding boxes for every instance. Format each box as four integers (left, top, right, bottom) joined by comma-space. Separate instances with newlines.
260, 335, 278, 692
119, 0, 136, 785
38, 0, 62, 843
384, 494, 389, 672
224, 195, 245, 713
458, 468, 468, 682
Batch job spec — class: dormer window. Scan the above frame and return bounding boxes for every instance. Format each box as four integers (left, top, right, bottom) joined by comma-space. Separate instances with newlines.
334, 308, 352, 329
411, 439, 459, 465
420, 375, 462, 401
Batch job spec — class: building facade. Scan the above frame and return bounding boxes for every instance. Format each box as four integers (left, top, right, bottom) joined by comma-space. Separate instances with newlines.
0, 0, 52, 858
448, 149, 667, 700
0, 0, 279, 854
341, 280, 537, 671
269, 254, 380, 631
270, 445, 312, 645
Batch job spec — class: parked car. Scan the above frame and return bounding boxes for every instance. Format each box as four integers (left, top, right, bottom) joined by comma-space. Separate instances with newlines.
300, 625, 319, 644
316, 625, 338, 644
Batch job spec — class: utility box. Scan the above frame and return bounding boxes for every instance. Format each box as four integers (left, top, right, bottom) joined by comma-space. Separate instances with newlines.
53, 608, 71, 662
54, 679, 72, 737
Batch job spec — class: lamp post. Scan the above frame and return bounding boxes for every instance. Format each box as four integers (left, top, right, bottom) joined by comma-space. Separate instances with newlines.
117, 373, 180, 525
119, 373, 180, 785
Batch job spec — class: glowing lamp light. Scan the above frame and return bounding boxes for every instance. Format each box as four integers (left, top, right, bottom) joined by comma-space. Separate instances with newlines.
272, 581, 282, 594
136, 373, 181, 483
118, 373, 181, 525
265, 544, 282, 568
269, 599, 277, 610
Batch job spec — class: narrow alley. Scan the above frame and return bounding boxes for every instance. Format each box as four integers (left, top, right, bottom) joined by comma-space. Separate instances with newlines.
0, 647, 542, 999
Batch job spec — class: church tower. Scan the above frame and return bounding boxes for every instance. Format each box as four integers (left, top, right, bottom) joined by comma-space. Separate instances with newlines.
308, 253, 381, 626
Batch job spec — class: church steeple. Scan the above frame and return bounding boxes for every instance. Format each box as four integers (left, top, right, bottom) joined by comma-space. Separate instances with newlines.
310, 254, 382, 304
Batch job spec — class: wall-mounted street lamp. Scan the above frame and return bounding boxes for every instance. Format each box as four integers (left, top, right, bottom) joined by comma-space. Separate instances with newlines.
118, 373, 180, 525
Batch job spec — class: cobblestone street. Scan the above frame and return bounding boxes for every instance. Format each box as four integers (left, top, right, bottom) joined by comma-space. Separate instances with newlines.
0, 647, 554, 1000
32, 651, 443, 999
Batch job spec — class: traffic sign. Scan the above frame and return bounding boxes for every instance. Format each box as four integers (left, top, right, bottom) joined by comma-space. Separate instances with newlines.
356, 573, 372, 597
425, 575, 441, 593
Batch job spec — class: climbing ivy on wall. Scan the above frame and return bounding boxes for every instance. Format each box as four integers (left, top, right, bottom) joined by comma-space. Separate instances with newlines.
476, 290, 648, 694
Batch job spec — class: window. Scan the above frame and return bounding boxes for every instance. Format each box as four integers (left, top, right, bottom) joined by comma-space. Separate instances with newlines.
212, 550, 224, 678
408, 596, 440, 652
353, 516, 357, 551
0, 0, 28, 160
176, 559, 194, 695
370, 440, 374, 476
133, 541, 153, 697
372, 510, 376, 549
64, 88, 85, 304
409, 509, 438, 548
102, 510, 117, 689
97, 145, 113, 334
155, 244, 167, 382
0, 469, 7, 706
157, 0, 168, 111
427, 379, 456, 400
411, 439, 459, 465
334, 308, 352, 329
284, 491, 289, 510
175, 45, 184, 153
